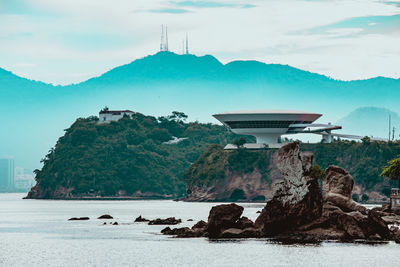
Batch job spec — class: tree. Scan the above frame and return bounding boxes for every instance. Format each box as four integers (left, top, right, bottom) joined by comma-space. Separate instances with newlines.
309, 164, 325, 180
361, 136, 371, 145
167, 111, 188, 123
381, 155, 400, 188
233, 137, 246, 148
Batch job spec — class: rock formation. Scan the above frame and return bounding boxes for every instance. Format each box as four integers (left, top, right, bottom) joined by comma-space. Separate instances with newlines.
163, 142, 400, 242
255, 143, 321, 236
148, 217, 182, 225
134, 215, 150, 222
161, 203, 260, 238
255, 143, 392, 241
98, 214, 113, 219
68, 217, 89, 221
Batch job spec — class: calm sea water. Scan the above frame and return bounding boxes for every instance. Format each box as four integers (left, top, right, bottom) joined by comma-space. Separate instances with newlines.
0, 193, 399, 267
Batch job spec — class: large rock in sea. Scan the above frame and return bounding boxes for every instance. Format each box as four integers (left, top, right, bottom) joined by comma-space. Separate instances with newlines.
316, 166, 390, 240
206, 203, 244, 238
161, 203, 261, 238
255, 142, 322, 236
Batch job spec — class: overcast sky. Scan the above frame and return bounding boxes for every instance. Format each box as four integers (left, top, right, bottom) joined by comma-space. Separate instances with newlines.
0, 0, 399, 85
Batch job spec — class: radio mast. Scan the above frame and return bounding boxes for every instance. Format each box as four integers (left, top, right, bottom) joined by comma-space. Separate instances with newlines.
160, 25, 169, 52
389, 114, 392, 141
185, 33, 189, 54
160, 25, 164, 51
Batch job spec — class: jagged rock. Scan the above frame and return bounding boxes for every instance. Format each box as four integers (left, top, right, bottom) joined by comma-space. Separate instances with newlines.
381, 214, 400, 225
134, 215, 150, 222
161, 227, 173, 234
68, 217, 89, 221
192, 220, 207, 230
393, 229, 400, 243
98, 214, 113, 219
206, 203, 244, 238
161, 227, 189, 235
161, 226, 206, 237
112, 222, 118, 225
366, 209, 390, 239
323, 166, 368, 215
149, 217, 182, 225
220, 227, 261, 238
323, 166, 353, 198
235, 217, 254, 229
255, 142, 322, 236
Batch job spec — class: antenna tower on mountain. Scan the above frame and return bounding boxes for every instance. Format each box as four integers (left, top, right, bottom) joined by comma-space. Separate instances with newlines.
185, 33, 189, 54
389, 114, 392, 141
160, 25, 164, 51
166, 25, 169, 51
160, 25, 169, 52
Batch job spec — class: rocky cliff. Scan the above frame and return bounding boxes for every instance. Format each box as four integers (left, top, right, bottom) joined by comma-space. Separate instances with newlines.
164, 142, 400, 242
183, 141, 400, 202
183, 145, 283, 202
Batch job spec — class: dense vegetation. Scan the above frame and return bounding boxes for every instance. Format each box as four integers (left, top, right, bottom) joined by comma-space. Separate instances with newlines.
33, 112, 252, 198
302, 140, 400, 195
184, 139, 400, 197
32, 109, 400, 199
183, 145, 274, 188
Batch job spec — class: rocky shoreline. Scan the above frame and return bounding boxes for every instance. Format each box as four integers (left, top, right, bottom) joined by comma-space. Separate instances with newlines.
161, 142, 400, 242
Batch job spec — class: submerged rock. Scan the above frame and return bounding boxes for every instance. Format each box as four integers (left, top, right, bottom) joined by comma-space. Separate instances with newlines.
220, 227, 261, 238
68, 217, 90, 221
98, 214, 113, 219
134, 215, 150, 222
149, 217, 182, 225
192, 220, 207, 230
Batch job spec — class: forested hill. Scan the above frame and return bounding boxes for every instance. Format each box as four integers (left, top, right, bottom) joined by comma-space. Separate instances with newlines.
26, 111, 250, 199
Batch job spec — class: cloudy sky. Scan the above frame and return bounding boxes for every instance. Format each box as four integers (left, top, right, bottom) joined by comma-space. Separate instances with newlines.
0, 0, 399, 85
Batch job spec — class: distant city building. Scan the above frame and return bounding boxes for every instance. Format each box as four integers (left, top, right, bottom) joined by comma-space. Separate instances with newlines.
390, 188, 400, 212
14, 166, 35, 191
0, 157, 14, 189
98, 107, 134, 123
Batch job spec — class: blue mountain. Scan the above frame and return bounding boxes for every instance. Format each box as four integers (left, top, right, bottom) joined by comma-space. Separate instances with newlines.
1, 51, 399, 170
337, 107, 400, 139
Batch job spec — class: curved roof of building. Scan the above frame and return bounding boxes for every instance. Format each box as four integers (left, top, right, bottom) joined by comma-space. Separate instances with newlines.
214, 110, 322, 116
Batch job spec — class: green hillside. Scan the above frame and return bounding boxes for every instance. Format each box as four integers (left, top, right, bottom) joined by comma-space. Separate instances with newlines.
27, 111, 251, 199
183, 140, 400, 198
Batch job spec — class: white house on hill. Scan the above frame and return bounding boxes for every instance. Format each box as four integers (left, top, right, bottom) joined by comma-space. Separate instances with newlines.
99, 107, 134, 123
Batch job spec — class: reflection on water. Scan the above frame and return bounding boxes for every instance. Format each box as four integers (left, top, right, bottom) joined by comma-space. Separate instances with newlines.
0, 193, 399, 267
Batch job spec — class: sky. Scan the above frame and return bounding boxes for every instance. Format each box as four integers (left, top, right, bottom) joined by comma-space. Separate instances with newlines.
0, 0, 399, 85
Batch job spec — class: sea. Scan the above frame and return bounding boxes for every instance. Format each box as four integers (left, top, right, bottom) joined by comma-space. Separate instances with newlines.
0, 193, 399, 267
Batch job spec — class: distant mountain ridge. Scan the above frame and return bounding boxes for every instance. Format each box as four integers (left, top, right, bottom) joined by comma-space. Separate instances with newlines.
1, 51, 399, 170
2, 52, 399, 88
337, 107, 400, 139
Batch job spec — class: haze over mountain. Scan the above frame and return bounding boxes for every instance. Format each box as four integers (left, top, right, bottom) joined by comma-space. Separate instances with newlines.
337, 107, 400, 139
1, 51, 399, 170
